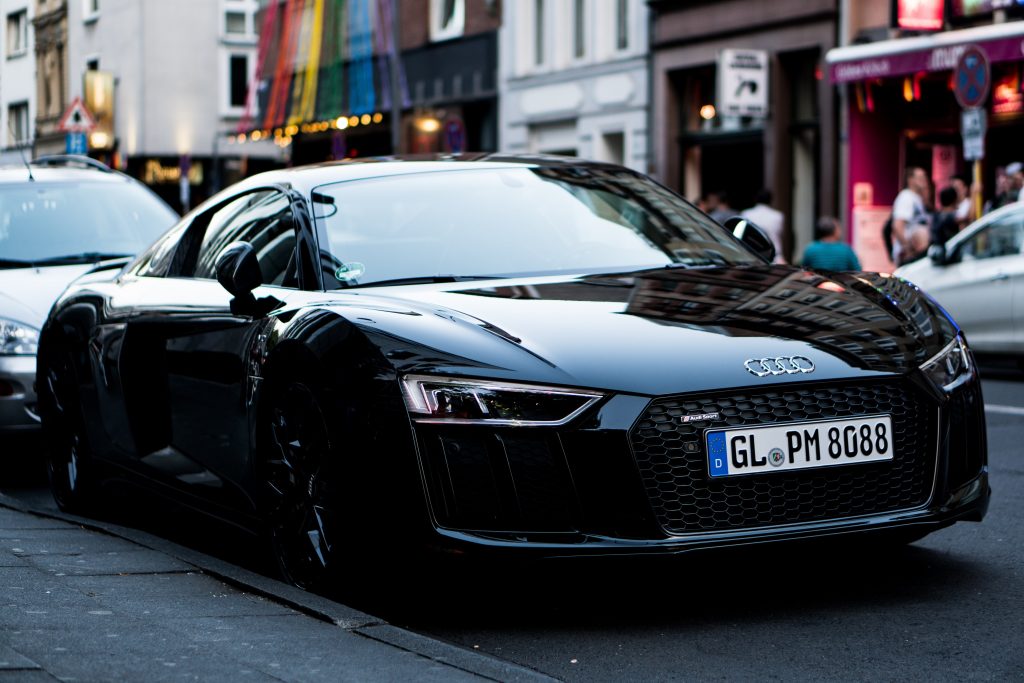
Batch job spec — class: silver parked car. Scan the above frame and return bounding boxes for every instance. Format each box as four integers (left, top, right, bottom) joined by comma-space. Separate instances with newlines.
896, 201, 1024, 357
0, 156, 178, 434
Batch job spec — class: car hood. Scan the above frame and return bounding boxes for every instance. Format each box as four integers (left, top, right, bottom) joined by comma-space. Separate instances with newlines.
320, 266, 958, 396
0, 264, 95, 329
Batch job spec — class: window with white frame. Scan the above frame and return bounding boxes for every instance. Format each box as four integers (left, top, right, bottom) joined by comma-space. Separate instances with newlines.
615, 0, 629, 51
8, 102, 29, 146
6, 10, 27, 57
430, 0, 464, 42
225, 10, 247, 35
533, 0, 545, 66
573, 0, 586, 60
83, 0, 99, 22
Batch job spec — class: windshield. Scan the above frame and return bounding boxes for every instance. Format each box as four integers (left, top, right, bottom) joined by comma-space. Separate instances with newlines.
312, 166, 759, 289
0, 181, 179, 265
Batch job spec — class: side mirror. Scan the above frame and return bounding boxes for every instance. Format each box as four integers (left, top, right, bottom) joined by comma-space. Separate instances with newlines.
928, 243, 948, 266
215, 242, 262, 297
724, 216, 776, 263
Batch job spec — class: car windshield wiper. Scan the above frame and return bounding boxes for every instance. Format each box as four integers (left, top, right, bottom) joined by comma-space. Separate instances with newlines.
341, 275, 507, 289
23, 252, 135, 267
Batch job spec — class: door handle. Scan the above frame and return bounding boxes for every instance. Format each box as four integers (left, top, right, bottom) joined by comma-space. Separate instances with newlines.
990, 273, 1010, 282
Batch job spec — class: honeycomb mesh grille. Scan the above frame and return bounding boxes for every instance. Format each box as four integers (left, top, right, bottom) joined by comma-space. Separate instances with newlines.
628, 381, 936, 535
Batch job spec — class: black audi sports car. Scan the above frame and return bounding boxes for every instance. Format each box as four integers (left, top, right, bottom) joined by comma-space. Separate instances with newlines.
38, 156, 989, 590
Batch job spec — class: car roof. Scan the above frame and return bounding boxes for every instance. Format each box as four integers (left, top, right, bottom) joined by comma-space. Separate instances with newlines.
947, 200, 1024, 248
224, 153, 630, 197
0, 165, 138, 185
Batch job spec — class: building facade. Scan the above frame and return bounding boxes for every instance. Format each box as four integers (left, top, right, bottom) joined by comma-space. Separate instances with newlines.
827, 0, 1024, 270
32, 0, 66, 157
649, 0, 839, 263
64, 0, 279, 211
1, 0, 35, 164
239, 0, 500, 163
498, 0, 649, 172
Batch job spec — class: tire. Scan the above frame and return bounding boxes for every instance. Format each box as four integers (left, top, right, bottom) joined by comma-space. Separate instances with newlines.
261, 380, 346, 592
40, 345, 97, 514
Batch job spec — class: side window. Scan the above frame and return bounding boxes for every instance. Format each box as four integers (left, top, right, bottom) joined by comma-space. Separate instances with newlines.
131, 219, 191, 278
959, 215, 1024, 262
191, 190, 298, 287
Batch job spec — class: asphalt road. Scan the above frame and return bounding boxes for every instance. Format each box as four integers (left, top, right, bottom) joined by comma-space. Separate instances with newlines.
3, 368, 1022, 681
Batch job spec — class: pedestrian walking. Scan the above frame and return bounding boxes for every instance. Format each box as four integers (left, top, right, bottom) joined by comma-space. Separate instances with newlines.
931, 186, 960, 246
707, 191, 735, 224
1008, 162, 1024, 203
891, 166, 931, 264
951, 174, 973, 230
741, 189, 786, 263
801, 216, 861, 272
984, 167, 1015, 214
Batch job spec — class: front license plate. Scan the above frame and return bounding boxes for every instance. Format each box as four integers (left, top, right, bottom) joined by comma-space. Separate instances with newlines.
706, 415, 893, 478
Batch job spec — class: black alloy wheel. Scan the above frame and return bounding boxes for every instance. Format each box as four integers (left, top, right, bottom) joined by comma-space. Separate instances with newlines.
41, 347, 96, 513
264, 381, 343, 591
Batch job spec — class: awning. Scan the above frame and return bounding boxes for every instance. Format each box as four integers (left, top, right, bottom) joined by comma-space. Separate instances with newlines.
827, 20, 1024, 83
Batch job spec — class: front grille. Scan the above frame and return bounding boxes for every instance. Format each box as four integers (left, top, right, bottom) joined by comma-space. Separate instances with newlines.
628, 381, 937, 535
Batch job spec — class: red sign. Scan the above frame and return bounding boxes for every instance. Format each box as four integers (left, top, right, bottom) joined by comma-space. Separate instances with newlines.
897, 0, 944, 31
56, 97, 96, 133
953, 45, 991, 108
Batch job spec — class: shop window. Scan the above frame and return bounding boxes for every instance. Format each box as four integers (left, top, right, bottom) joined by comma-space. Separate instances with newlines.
6, 10, 27, 57
7, 102, 28, 146
616, 0, 628, 51
573, 0, 586, 59
430, 0, 464, 42
228, 53, 249, 110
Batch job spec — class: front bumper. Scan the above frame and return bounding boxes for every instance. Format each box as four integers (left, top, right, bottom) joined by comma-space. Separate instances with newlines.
411, 372, 989, 557
0, 355, 40, 432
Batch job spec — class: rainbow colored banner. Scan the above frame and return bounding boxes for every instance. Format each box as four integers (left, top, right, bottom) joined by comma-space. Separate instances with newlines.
239, 0, 408, 134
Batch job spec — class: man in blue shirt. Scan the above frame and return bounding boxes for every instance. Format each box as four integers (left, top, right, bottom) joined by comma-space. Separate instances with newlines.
801, 216, 862, 271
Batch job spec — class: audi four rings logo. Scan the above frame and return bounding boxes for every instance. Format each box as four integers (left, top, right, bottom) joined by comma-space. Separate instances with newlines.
743, 356, 815, 377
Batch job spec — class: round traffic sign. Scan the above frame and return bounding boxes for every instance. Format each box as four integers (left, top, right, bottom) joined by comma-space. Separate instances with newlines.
954, 45, 990, 109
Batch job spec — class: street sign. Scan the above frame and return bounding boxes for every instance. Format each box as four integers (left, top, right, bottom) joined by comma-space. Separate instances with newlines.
961, 107, 987, 161
717, 49, 769, 118
57, 97, 96, 133
953, 46, 991, 109
65, 132, 88, 155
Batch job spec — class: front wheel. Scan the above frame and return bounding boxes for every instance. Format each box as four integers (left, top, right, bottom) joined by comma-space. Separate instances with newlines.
262, 381, 345, 592
40, 346, 97, 514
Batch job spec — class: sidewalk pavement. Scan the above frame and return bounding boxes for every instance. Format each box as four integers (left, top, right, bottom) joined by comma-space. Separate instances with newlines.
0, 497, 554, 682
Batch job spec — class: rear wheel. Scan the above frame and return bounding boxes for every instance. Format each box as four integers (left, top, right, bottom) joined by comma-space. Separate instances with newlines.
263, 381, 345, 592
41, 346, 96, 514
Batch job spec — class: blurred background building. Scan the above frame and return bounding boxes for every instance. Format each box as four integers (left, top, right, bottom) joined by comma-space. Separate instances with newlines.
649, 0, 840, 263
498, 0, 650, 172
828, 0, 1024, 270
60, 0, 280, 211
7, 0, 1024, 256
1, 0, 35, 165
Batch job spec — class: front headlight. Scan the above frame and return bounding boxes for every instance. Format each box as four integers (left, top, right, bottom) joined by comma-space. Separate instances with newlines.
0, 318, 39, 355
401, 375, 603, 426
920, 335, 972, 393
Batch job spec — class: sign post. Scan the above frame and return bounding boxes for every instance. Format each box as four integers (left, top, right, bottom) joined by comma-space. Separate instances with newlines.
953, 46, 991, 220
56, 96, 97, 156
717, 49, 769, 118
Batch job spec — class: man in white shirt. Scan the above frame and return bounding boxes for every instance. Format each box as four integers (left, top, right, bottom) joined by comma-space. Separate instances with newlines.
741, 189, 786, 263
892, 167, 931, 264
